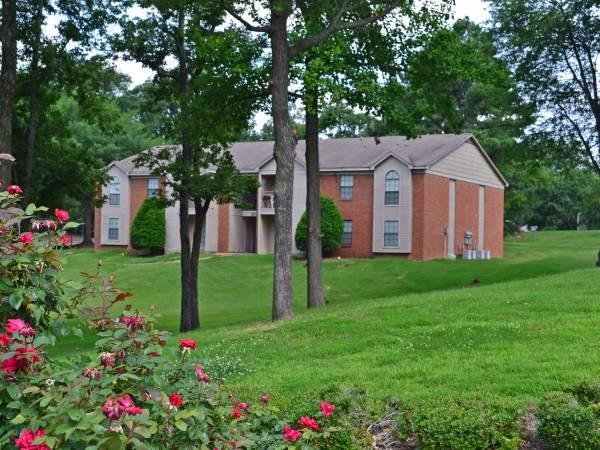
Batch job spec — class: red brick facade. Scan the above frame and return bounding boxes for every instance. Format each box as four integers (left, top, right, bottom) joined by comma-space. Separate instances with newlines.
410, 173, 449, 260
484, 187, 504, 258
320, 173, 374, 258
217, 204, 229, 253
454, 180, 480, 256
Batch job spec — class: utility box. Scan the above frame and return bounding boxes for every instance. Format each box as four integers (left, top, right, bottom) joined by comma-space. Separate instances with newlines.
464, 231, 473, 246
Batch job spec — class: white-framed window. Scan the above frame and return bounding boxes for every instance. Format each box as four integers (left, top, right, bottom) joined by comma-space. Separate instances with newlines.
148, 178, 160, 198
384, 220, 399, 247
108, 218, 120, 240
340, 175, 353, 200
342, 220, 353, 247
109, 178, 121, 206
384, 170, 400, 205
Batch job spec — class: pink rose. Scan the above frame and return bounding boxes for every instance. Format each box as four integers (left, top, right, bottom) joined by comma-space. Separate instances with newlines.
179, 339, 197, 350
19, 232, 33, 245
6, 318, 27, 334
282, 424, 303, 442
298, 416, 319, 431
7, 185, 22, 195
169, 392, 184, 408
231, 408, 242, 420
54, 208, 69, 222
61, 235, 71, 245
320, 401, 335, 417
15, 428, 50, 450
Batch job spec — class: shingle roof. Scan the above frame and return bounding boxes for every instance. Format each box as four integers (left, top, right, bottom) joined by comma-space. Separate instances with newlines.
109, 134, 500, 179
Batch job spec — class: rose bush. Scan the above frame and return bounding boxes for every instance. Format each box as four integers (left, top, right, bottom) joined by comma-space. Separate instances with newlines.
0, 189, 349, 449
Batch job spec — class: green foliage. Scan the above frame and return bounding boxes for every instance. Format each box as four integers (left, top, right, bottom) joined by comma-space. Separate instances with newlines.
0, 191, 82, 335
538, 388, 600, 450
130, 197, 165, 251
295, 196, 343, 254
411, 398, 524, 450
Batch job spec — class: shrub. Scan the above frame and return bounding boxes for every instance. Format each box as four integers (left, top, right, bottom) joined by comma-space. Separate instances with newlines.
411, 398, 524, 450
538, 386, 600, 449
295, 196, 343, 254
130, 197, 165, 252
0, 190, 82, 337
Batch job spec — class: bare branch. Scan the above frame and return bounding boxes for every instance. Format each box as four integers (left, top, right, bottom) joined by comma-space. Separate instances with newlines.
289, 0, 401, 58
225, 7, 272, 33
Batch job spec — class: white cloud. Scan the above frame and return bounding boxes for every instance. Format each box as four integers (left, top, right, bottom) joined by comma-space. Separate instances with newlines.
453, 0, 490, 23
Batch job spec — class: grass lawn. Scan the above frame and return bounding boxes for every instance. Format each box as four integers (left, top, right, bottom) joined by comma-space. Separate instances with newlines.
58, 230, 600, 408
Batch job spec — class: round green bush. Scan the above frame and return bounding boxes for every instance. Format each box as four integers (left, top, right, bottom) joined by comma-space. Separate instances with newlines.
295, 195, 343, 255
131, 197, 165, 251
412, 398, 524, 450
538, 388, 600, 449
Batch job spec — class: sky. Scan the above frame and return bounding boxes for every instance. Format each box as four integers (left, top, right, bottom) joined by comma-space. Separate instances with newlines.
110, 0, 490, 87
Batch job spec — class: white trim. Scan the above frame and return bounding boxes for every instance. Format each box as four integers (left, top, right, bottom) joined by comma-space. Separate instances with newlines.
426, 169, 505, 189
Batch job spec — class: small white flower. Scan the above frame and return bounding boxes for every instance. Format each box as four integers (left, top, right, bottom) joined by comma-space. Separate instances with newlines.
45, 378, 55, 387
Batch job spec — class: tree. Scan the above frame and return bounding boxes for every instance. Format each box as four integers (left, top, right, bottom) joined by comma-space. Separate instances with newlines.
131, 197, 166, 252
295, 195, 343, 254
489, 0, 600, 174
115, 2, 263, 332
226, 0, 408, 321
294, 1, 447, 310
0, 0, 17, 160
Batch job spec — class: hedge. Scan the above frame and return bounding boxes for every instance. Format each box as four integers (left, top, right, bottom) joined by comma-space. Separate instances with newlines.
295, 195, 343, 254
130, 197, 165, 251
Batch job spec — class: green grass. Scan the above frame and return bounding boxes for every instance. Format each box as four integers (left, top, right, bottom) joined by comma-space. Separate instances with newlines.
58, 230, 600, 407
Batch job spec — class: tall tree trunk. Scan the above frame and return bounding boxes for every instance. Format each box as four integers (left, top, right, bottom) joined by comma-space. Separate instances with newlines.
23, 0, 43, 204
81, 193, 93, 244
270, 8, 295, 321
304, 83, 325, 308
175, 7, 200, 332
0, 0, 17, 162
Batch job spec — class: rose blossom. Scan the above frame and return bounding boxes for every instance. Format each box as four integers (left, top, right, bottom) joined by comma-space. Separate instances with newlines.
194, 364, 210, 383
320, 401, 335, 417
19, 232, 33, 245
99, 352, 115, 367
117, 394, 142, 415
282, 424, 303, 442
231, 408, 242, 420
44, 220, 56, 231
82, 367, 102, 380
60, 235, 71, 245
7, 185, 22, 195
102, 398, 123, 420
0, 334, 9, 347
179, 339, 197, 350
261, 394, 270, 405
6, 318, 28, 334
298, 416, 319, 431
15, 428, 50, 450
119, 315, 145, 331
169, 392, 184, 408
54, 208, 69, 222
234, 400, 249, 411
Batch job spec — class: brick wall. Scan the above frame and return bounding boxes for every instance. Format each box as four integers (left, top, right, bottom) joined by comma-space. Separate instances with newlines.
484, 187, 504, 258
129, 178, 148, 230
217, 204, 229, 253
320, 173, 374, 258
454, 180, 480, 256
410, 173, 449, 260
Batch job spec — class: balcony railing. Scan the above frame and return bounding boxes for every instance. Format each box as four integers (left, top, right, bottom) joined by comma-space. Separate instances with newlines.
261, 191, 275, 213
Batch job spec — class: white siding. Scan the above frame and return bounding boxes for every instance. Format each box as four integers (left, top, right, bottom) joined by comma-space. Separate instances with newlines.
101, 166, 130, 246
229, 206, 245, 253
372, 157, 412, 253
204, 202, 219, 252
164, 197, 219, 254
428, 141, 505, 188
256, 159, 306, 254
448, 180, 456, 255
478, 186, 485, 250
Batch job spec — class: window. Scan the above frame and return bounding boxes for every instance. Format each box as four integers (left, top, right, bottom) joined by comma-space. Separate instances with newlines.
384, 170, 400, 205
342, 220, 353, 247
108, 218, 119, 241
340, 175, 353, 200
148, 178, 160, 198
384, 220, 399, 247
109, 178, 120, 206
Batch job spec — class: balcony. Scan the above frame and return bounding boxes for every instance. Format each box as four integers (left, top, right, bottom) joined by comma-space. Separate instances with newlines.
261, 191, 275, 215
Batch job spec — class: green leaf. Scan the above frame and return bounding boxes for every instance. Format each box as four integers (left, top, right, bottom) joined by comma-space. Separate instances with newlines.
7, 383, 21, 400
11, 414, 26, 424
9, 290, 23, 309
174, 420, 188, 431
63, 221, 81, 230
